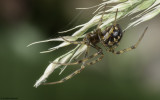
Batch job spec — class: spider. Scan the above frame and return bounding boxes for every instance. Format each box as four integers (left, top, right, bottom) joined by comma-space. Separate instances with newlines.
43, 7, 148, 85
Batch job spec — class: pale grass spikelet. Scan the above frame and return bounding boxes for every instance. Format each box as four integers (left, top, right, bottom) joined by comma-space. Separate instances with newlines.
28, 0, 160, 87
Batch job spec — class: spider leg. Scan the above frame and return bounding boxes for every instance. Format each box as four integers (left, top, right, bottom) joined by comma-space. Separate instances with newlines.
43, 65, 86, 85
97, 30, 107, 47
113, 9, 118, 26
108, 27, 148, 54
61, 36, 85, 44
97, 5, 107, 29
84, 45, 90, 58
86, 45, 104, 65
86, 53, 104, 66
53, 47, 102, 66
105, 43, 119, 53
44, 46, 90, 85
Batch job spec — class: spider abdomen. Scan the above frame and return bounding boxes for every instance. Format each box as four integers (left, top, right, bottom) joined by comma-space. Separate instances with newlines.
102, 24, 123, 47
105, 31, 122, 46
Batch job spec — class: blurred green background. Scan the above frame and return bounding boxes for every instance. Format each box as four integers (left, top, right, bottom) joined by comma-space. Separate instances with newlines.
1, 0, 160, 100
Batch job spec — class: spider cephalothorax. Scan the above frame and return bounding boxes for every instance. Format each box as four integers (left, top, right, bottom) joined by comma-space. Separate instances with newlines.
43, 8, 148, 85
